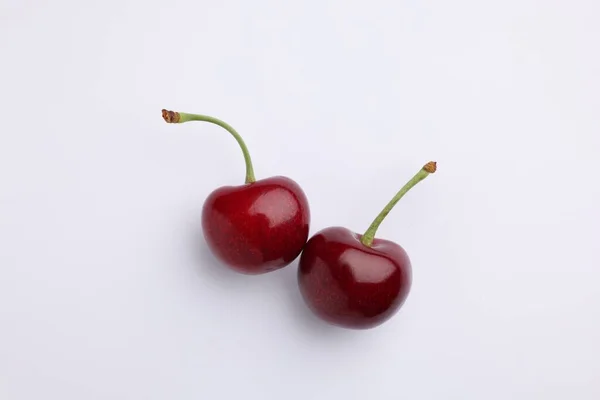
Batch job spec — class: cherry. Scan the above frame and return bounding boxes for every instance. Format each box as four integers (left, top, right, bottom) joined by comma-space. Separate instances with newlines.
297, 162, 437, 329
163, 109, 310, 275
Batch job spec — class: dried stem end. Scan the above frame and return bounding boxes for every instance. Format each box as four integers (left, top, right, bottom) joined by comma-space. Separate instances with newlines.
162, 109, 180, 123
423, 161, 437, 174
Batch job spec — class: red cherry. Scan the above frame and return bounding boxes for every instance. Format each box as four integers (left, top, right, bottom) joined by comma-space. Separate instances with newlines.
298, 227, 411, 329
202, 176, 309, 274
298, 162, 437, 329
163, 109, 310, 274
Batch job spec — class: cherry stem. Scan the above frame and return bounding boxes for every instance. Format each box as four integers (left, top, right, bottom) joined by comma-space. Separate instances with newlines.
360, 161, 437, 247
162, 109, 256, 184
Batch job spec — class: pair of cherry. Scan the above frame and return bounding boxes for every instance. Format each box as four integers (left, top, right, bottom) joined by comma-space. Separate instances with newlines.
163, 109, 437, 330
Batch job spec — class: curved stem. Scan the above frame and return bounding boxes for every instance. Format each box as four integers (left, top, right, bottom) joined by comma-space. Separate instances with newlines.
162, 109, 256, 184
361, 161, 437, 247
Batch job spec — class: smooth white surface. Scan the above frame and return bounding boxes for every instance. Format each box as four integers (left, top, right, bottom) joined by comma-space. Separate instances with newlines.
1, 0, 599, 398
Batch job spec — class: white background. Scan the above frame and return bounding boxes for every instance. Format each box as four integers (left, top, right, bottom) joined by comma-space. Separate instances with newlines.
1, 0, 599, 399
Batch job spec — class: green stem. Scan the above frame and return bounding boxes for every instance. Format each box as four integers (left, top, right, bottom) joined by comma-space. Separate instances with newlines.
162, 109, 256, 184
361, 162, 437, 247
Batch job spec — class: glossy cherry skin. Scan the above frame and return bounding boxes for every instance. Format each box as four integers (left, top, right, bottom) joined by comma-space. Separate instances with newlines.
297, 226, 412, 329
202, 176, 310, 274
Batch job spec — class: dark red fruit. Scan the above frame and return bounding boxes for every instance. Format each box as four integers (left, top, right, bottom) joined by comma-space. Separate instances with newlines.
298, 226, 411, 329
163, 109, 310, 274
202, 176, 309, 274
298, 162, 436, 329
